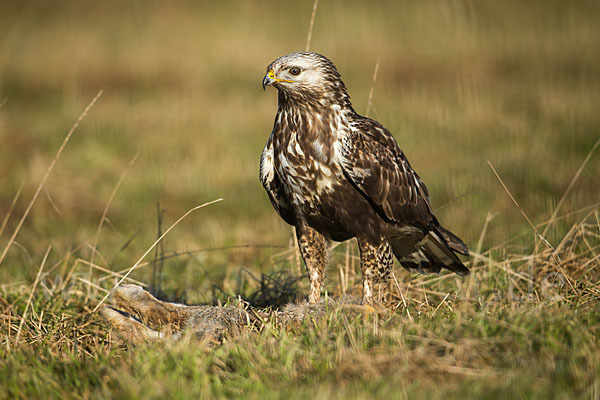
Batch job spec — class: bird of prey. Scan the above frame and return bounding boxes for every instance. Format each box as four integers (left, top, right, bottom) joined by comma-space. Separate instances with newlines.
260, 52, 469, 305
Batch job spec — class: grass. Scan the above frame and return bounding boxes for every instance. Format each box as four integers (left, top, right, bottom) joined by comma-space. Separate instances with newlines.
2, 215, 599, 399
1, 0, 599, 398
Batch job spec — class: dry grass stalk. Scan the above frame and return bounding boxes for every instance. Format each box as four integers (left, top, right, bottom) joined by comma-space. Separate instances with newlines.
87, 153, 139, 298
487, 160, 547, 244
79, 259, 148, 287
305, 0, 319, 52
366, 56, 381, 118
0, 91, 103, 267
91, 198, 223, 314
0, 182, 24, 239
13, 245, 51, 347
541, 138, 600, 238
487, 160, 577, 291
475, 211, 495, 255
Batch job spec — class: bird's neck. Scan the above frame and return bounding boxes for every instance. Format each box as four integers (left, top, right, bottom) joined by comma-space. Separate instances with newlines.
277, 86, 353, 112
275, 88, 354, 131
273, 93, 354, 164
276, 97, 351, 135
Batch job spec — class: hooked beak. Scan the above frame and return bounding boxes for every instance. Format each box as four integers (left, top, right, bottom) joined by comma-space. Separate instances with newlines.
262, 69, 293, 90
262, 69, 275, 90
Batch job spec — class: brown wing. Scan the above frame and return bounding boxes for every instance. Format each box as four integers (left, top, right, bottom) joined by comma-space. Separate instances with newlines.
336, 117, 434, 226
260, 134, 295, 226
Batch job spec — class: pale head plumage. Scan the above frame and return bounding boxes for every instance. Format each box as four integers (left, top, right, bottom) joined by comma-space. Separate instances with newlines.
262, 52, 351, 107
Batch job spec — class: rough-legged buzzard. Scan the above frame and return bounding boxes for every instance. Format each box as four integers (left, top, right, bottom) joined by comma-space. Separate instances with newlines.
260, 52, 469, 304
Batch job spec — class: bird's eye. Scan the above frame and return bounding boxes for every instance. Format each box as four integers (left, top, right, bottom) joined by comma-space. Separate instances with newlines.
289, 67, 301, 76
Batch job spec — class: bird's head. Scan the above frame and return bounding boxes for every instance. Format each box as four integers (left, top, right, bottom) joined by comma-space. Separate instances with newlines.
262, 52, 350, 106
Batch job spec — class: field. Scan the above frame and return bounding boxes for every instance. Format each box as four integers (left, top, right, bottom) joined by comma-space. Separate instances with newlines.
1, 0, 599, 398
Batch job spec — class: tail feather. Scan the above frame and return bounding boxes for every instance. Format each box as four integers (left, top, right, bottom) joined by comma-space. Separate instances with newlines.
435, 225, 469, 256
392, 226, 469, 276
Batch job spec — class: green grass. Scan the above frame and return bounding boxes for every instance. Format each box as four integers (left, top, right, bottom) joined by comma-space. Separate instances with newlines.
1, 0, 599, 398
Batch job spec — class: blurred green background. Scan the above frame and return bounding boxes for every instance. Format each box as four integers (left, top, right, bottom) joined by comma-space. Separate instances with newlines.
1, 0, 598, 299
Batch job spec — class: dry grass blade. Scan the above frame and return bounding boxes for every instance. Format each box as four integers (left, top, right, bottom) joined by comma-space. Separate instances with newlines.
0, 182, 24, 239
77, 278, 110, 294
91, 198, 223, 314
87, 153, 139, 295
305, 0, 319, 52
77, 258, 148, 287
432, 293, 450, 317
487, 160, 542, 240
541, 138, 600, 238
488, 161, 577, 292
101, 243, 287, 276
14, 245, 51, 347
0, 91, 103, 267
366, 56, 381, 118
391, 272, 413, 322
476, 211, 496, 254
489, 202, 600, 251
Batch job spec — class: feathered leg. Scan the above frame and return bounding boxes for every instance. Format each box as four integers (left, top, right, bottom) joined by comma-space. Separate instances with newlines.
296, 225, 327, 303
358, 237, 394, 305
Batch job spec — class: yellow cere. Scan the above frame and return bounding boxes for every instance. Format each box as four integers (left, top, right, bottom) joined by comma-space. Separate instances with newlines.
269, 69, 293, 83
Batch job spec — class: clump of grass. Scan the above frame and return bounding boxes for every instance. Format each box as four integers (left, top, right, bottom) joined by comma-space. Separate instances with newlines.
0, 204, 598, 398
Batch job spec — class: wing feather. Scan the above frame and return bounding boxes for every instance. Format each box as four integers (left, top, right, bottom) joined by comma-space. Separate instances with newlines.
336, 118, 433, 226
260, 135, 295, 226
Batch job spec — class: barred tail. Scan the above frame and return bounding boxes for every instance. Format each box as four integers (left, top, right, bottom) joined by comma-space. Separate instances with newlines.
391, 226, 469, 276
